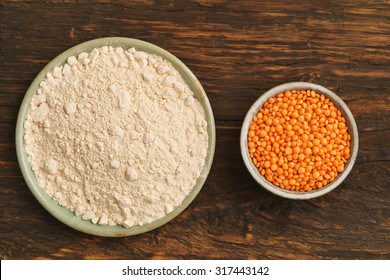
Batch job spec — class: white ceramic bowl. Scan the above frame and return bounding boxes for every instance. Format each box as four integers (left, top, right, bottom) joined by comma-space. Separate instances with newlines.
240, 82, 358, 199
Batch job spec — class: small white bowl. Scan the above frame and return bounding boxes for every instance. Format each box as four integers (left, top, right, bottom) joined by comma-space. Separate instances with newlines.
240, 82, 359, 199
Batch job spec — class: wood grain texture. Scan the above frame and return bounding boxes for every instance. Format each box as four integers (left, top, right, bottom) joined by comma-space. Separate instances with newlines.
0, 0, 389, 259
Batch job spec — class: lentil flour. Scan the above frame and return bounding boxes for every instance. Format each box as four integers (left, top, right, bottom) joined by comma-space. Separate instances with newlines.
24, 46, 208, 228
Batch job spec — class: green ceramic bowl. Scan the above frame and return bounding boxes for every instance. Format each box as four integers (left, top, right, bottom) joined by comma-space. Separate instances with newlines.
15, 37, 216, 237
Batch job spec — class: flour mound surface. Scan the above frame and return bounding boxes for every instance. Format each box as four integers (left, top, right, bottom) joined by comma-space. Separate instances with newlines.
24, 46, 208, 227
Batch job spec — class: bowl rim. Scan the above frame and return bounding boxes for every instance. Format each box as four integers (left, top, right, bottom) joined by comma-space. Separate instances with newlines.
15, 37, 216, 237
240, 82, 359, 199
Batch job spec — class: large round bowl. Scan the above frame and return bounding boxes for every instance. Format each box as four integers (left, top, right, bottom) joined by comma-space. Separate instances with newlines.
15, 37, 216, 237
240, 82, 358, 199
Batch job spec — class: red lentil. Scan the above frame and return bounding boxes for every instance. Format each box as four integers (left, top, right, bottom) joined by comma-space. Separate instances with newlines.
247, 89, 351, 192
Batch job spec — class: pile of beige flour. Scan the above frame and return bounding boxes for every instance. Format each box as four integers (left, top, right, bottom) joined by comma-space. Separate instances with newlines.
24, 46, 208, 228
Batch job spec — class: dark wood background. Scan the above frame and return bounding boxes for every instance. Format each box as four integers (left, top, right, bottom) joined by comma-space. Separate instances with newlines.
1, 0, 389, 260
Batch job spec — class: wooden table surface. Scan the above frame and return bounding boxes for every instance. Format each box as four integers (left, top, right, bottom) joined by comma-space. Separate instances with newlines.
1, 0, 389, 260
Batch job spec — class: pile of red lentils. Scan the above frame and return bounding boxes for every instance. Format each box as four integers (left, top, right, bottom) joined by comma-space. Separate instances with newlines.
248, 89, 351, 192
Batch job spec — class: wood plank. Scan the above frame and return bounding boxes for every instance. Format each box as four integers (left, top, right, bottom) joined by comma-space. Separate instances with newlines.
0, 0, 389, 259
